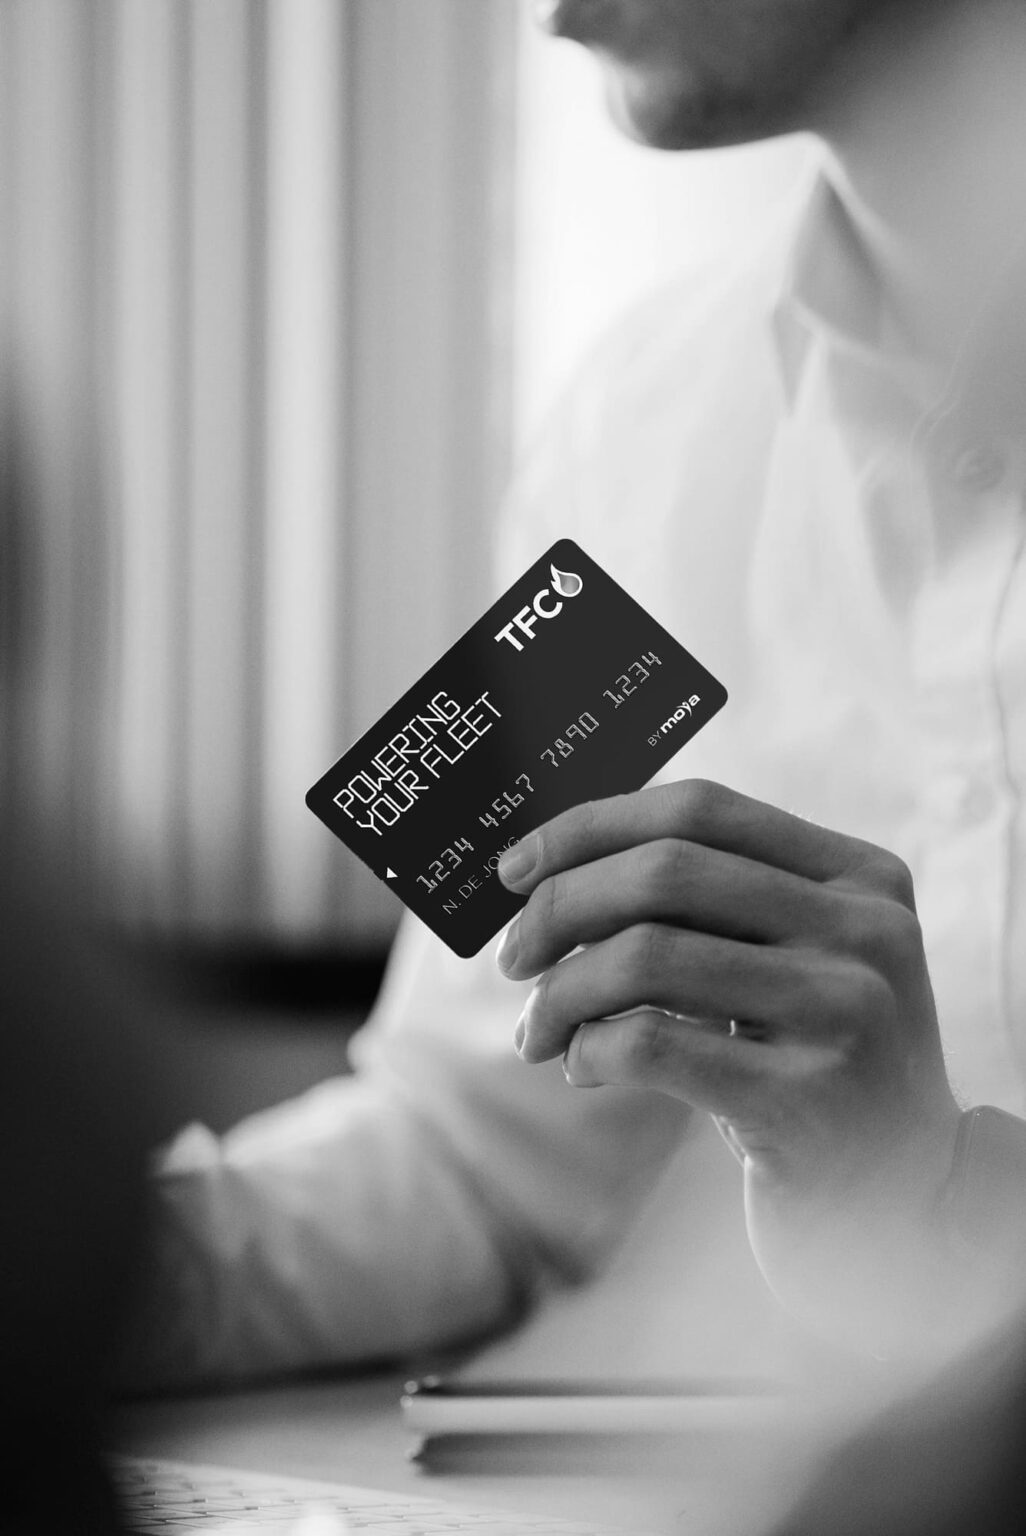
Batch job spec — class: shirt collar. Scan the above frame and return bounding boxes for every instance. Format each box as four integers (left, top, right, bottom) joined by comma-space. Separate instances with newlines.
772, 165, 898, 409
772, 155, 1026, 437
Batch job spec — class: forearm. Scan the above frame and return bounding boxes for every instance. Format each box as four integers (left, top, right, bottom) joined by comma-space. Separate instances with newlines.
115, 909, 690, 1394
117, 1065, 688, 1393
116, 1079, 531, 1393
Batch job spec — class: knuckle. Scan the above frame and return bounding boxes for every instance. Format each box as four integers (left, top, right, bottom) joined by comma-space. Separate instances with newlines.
528, 966, 555, 1021
569, 796, 600, 848
537, 873, 563, 934
639, 838, 687, 901
622, 921, 668, 978
545, 796, 601, 871
831, 895, 923, 970
516, 877, 557, 966
620, 1013, 671, 1077
825, 894, 876, 958
671, 777, 723, 836
878, 901, 924, 963
865, 852, 917, 909
832, 962, 893, 1027
787, 956, 833, 1024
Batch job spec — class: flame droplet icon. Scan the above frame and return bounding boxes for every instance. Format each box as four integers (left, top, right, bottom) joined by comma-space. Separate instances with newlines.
550, 563, 583, 599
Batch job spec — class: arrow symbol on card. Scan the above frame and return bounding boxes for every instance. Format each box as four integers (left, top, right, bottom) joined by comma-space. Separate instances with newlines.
385, 868, 397, 879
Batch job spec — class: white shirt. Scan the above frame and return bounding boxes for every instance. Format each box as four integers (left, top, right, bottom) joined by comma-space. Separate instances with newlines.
132, 158, 1026, 1388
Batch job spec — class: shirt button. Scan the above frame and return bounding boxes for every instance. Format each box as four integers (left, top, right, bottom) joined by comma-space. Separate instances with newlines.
948, 442, 1007, 493
930, 775, 996, 826
957, 779, 996, 825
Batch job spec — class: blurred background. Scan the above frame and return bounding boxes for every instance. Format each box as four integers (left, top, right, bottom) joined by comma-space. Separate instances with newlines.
0, 0, 810, 1123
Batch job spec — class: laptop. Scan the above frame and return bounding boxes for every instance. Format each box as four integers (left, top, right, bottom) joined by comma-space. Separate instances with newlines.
113, 1456, 656, 1534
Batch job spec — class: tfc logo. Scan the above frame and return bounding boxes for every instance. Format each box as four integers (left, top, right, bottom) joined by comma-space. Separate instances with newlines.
494, 563, 583, 652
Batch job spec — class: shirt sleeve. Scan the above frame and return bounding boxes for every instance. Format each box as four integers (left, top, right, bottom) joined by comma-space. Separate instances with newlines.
117, 400, 692, 1393
119, 916, 689, 1390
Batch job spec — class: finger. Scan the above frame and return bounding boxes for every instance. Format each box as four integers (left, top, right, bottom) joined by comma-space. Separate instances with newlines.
516, 923, 826, 1064
562, 1009, 838, 1116
499, 836, 842, 982
498, 779, 910, 901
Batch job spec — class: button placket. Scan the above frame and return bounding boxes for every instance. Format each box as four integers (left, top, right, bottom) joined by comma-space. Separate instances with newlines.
905, 421, 1026, 1104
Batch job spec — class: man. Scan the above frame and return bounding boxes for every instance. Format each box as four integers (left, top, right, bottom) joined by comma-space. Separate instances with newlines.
129, 0, 1026, 1387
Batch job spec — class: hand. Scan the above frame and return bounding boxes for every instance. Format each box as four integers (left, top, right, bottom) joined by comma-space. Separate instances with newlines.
495, 780, 963, 1352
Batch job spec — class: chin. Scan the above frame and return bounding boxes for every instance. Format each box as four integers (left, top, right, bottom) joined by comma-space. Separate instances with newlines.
602, 65, 802, 151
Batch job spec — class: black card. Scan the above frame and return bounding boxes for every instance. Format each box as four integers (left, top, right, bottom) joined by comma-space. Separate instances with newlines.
306, 540, 727, 957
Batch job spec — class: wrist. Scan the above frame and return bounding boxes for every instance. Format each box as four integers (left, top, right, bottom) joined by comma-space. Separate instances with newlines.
746, 1108, 965, 1360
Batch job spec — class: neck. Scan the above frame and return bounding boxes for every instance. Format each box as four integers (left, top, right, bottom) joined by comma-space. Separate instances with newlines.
815, 0, 1026, 365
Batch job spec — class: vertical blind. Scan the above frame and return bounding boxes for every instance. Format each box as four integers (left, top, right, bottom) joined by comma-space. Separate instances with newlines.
0, 0, 517, 948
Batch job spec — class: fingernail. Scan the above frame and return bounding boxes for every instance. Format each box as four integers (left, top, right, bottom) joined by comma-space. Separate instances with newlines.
495, 917, 520, 974
498, 834, 538, 888
513, 1011, 526, 1057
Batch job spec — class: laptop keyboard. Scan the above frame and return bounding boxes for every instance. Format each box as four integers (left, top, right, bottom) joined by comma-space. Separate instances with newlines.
113, 1457, 645, 1535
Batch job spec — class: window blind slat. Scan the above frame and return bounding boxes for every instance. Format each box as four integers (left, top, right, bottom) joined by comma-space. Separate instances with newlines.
5, 0, 517, 948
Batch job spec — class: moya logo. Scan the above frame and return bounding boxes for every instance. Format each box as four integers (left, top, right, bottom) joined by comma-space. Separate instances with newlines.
648, 695, 703, 749
494, 564, 583, 652
660, 697, 701, 734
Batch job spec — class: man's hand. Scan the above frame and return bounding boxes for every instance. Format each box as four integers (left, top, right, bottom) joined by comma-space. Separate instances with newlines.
494, 779, 963, 1353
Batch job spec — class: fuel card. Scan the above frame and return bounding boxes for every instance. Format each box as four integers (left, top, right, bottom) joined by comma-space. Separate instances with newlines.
306, 540, 727, 957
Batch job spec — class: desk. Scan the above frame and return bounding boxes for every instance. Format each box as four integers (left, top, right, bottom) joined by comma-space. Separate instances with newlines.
115, 1372, 827, 1535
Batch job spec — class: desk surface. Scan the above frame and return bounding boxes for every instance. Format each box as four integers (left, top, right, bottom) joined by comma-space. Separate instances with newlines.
114, 1372, 827, 1536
